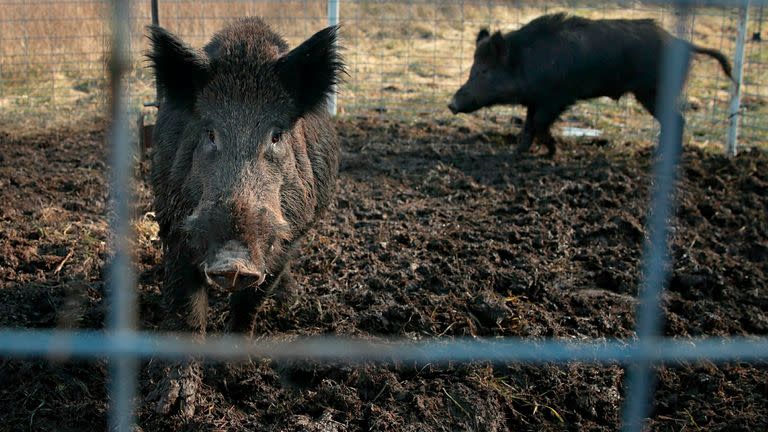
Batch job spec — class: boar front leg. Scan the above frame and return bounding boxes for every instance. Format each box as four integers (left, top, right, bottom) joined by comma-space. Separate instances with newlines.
228, 265, 298, 334
147, 247, 207, 418
515, 106, 536, 154
530, 102, 569, 157
229, 288, 267, 334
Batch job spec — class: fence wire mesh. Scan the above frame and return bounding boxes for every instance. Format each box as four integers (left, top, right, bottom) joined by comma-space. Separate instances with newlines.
1, 0, 767, 146
0, 0, 767, 431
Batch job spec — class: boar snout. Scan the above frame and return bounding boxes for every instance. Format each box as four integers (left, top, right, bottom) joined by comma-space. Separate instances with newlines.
448, 88, 477, 114
448, 101, 459, 114
448, 90, 464, 114
203, 240, 267, 290
184, 204, 284, 291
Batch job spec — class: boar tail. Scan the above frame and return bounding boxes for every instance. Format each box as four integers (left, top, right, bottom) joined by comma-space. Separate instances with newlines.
692, 45, 735, 83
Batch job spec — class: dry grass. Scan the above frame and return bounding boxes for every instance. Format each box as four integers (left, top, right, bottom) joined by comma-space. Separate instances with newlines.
1, 0, 766, 147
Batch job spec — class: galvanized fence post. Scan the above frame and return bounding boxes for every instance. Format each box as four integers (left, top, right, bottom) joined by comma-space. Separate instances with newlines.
621, 6, 691, 431
107, 0, 137, 430
327, 0, 340, 116
727, 0, 751, 157
152, 0, 160, 105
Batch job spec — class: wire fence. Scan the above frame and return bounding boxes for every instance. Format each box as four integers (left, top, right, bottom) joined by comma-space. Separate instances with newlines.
1, 0, 767, 147
0, 0, 767, 431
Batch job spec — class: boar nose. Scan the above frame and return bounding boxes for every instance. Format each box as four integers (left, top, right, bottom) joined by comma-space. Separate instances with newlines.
203, 240, 267, 290
208, 269, 267, 290
448, 100, 458, 114
448, 90, 465, 114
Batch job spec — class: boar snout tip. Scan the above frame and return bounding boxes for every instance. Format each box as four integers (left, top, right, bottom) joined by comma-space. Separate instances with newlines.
202, 240, 268, 290
448, 101, 459, 115
205, 265, 267, 290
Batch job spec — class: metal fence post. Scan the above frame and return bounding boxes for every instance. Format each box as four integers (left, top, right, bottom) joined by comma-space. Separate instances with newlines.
621, 7, 690, 432
327, 0, 340, 116
152, 0, 160, 106
727, 0, 750, 157
107, 0, 136, 430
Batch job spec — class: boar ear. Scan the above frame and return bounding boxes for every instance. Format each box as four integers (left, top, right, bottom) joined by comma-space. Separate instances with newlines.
476, 29, 490, 45
147, 26, 210, 107
276, 25, 345, 115
489, 31, 508, 61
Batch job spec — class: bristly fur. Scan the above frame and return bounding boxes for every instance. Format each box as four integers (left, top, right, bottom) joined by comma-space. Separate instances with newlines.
450, 12, 734, 157
275, 25, 346, 114
148, 16, 342, 344
146, 25, 211, 107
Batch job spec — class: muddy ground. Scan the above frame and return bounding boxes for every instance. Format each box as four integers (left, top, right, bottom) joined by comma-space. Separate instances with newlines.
0, 117, 766, 431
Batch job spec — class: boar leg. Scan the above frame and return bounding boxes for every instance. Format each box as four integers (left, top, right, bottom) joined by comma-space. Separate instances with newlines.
634, 90, 658, 120
147, 248, 207, 418
229, 266, 298, 334
537, 129, 558, 158
163, 254, 208, 334
635, 89, 685, 154
517, 103, 568, 156
531, 103, 569, 157
229, 288, 268, 334
515, 106, 537, 154
273, 268, 299, 307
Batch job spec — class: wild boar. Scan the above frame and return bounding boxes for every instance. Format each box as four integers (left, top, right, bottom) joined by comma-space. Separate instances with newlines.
145, 17, 343, 415
448, 13, 734, 156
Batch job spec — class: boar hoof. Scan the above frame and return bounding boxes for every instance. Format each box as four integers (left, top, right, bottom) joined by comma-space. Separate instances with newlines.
147, 361, 202, 417
511, 148, 531, 159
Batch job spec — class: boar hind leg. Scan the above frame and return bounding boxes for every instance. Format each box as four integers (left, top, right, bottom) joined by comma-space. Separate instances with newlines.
635, 90, 685, 153
634, 90, 658, 120
148, 249, 207, 418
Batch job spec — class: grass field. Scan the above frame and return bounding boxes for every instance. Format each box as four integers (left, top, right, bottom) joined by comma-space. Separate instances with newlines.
0, 0, 766, 148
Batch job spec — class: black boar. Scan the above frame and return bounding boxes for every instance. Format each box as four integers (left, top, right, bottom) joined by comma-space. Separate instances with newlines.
448, 13, 734, 156
145, 18, 343, 415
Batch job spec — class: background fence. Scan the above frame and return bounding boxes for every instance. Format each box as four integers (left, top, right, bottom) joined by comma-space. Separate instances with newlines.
1, 1, 767, 432
1, 0, 767, 148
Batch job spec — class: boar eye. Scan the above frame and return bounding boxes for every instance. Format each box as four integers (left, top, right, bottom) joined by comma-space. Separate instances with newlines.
206, 129, 216, 144
271, 131, 282, 144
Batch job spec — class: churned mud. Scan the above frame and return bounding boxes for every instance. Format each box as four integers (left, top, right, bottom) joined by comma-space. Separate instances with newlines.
0, 117, 766, 431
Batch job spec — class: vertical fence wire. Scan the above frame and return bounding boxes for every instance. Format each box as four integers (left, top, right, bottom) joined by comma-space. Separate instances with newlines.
107, 0, 136, 430
710, 9, 729, 123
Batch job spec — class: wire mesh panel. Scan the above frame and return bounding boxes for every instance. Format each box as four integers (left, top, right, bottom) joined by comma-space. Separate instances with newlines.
1, 0, 766, 146
339, 0, 767, 146
0, 0, 767, 432
742, 4, 768, 142
0, 0, 109, 129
